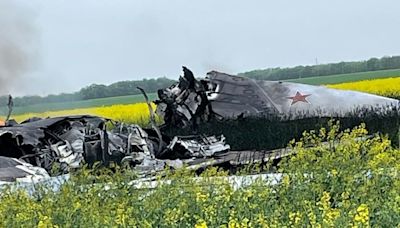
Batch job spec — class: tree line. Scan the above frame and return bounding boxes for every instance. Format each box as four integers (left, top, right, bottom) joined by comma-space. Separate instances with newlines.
0, 77, 175, 107
2, 55, 400, 107
239, 55, 400, 80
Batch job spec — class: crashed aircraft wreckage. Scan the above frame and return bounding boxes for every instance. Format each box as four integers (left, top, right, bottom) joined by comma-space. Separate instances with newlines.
1, 67, 399, 183
155, 67, 399, 128
0, 115, 288, 183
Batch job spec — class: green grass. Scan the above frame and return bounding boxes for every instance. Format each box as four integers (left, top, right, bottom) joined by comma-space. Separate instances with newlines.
0, 93, 157, 115
284, 68, 400, 85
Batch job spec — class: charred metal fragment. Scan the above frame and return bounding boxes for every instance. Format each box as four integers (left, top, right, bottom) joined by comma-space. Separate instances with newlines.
0, 114, 235, 181
155, 66, 211, 130
6, 94, 13, 122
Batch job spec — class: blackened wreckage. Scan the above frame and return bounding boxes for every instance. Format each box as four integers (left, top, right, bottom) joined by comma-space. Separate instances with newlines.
1, 67, 398, 182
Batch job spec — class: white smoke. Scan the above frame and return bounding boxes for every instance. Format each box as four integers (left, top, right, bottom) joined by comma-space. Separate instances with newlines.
0, 0, 37, 94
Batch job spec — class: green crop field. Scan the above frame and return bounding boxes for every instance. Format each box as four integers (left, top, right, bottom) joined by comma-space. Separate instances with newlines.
284, 68, 400, 85
0, 93, 157, 116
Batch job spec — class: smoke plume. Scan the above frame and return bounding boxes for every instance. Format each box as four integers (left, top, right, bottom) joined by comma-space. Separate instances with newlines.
0, 0, 37, 95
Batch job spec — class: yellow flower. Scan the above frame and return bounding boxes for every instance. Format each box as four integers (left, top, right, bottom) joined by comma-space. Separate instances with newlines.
341, 191, 350, 200
115, 203, 127, 226
195, 219, 208, 228
37, 215, 53, 228
228, 219, 241, 228
282, 175, 290, 187
257, 213, 269, 227
228, 209, 241, 228
240, 218, 253, 228
354, 204, 369, 225
318, 191, 331, 210
73, 201, 81, 210
196, 192, 208, 202
331, 169, 338, 176
289, 212, 301, 225
325, 209, 340, 221
164, 208, 182, 225
317, 192, 340, 226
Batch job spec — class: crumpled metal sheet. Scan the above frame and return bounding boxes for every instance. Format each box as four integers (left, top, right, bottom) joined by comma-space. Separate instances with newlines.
155, 67, 210, 128
0, 114, 234, 181
155, 68, 400, 128
168, 135, 230, 157
0, 156, 50, 182
0, 115, 111, 173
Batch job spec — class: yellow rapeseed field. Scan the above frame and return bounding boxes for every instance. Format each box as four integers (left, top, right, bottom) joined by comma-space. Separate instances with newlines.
327, 77, 400, 98
94, 103, 160, 125
3, 103, 155, 126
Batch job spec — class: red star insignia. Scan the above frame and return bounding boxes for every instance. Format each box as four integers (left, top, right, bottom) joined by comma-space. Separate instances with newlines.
287, 91, 311, 105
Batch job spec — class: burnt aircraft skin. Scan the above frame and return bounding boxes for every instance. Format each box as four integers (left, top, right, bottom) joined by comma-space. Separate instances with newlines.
0, 115, 120, 176
2, 115, 275, 182
0, 114, 289, 182
156, 68, 400, 127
